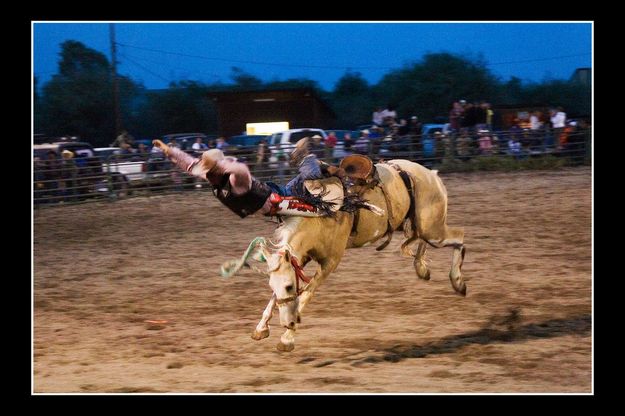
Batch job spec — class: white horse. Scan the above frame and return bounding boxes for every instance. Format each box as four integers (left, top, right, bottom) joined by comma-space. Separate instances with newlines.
223, 159, 466, 351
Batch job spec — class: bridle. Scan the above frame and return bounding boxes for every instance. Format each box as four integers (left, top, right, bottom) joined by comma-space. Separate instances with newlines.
274, 254, 312, 306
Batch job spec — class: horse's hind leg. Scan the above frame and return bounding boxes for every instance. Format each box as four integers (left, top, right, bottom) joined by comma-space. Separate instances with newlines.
425, 226, 467, 296
449, 243, 467, 296
442, 226, 467, 296
252, 294, 276, 340
413, 241, 431, 281
400, 220, 430, 281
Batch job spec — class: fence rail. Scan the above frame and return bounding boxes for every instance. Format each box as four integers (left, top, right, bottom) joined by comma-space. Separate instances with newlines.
33, 128, 591, 208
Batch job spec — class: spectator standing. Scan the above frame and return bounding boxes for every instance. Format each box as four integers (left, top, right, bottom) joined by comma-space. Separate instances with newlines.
397, 119, 409, 136
408, 116, 423, 154
449, 102, 464, 133
60, 150, 78, 201
372, 107, 384, 127
43, 150, 62, 202
508, 135, 525, 160
485, 103, 494, 131
342, 132, 354, 154
111, 130, 135, 148
441, 133, 455, 163
310, 135, 325, 159
254, 139, 268, 177
324, 131, 338, 162
381, 105, 397, 128
550, 107, 567, 150
477, 130, 493, 155
529, 111, 544, 151
192, 137, 208, 153
216, 137, 227, 150
168, 138, 181, 149
461, 102, 478, 132
455, 130, 473, 162
354, 130, 370, 155
475, 102, 488, 131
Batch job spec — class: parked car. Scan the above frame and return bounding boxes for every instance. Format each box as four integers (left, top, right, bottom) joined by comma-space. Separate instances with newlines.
267, 128, 328, 167
162, 133, 215, 151
421, 123, 446, 138
225, 134, 269, 163
267, 128, 328, 149
420, 124, 446, 157
94, 147, 174, 195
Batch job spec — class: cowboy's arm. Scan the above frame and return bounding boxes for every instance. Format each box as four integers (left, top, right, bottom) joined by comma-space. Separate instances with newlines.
222, 161, 253, 195
298, 154, 323, 180
153, 140, 202, 176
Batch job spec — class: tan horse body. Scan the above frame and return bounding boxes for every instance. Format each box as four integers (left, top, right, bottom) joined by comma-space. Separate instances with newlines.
246, 159, 466, 351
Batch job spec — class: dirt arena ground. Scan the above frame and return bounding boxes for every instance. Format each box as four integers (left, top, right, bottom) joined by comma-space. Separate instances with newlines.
33, 166, 592, 393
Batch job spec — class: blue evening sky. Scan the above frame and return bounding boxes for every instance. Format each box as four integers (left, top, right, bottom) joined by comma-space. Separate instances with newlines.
33, 22, 592, 91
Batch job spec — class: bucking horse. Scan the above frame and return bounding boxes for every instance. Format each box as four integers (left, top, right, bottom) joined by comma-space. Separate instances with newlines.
222, 156, 467, 351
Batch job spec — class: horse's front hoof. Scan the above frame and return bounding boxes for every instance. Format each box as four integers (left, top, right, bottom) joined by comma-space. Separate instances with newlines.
276, 342, 295, 352
417, 268, 430, 281
455, 284, 467, 297
251, 328, 270, 340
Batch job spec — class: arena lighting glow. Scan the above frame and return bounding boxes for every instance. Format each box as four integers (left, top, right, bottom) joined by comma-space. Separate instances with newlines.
246, 122, 289, 135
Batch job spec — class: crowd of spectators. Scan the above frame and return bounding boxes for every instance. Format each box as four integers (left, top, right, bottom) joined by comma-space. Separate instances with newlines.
35, 101, 590, 205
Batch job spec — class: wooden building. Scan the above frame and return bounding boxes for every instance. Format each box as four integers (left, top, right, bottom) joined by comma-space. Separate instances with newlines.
208, 88, 337, 138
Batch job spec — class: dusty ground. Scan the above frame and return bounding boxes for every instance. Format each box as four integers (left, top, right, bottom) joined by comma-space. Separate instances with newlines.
33, 167, 592, 394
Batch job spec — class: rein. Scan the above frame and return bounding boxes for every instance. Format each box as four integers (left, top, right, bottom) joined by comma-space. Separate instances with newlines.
275, 254, 312, 306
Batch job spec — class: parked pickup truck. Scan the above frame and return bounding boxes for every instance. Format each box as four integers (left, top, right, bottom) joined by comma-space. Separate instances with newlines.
94, 147, 173, 194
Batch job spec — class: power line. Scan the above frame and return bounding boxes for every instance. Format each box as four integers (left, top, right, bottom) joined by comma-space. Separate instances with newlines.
117, 41, 590, 71
120, 51, 224, 81
486, 53, 591, 66
118, 52, 172, 84
117, 42, 390, 70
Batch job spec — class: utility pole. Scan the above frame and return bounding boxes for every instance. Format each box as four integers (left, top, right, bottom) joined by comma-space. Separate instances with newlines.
110, 23, 122, 139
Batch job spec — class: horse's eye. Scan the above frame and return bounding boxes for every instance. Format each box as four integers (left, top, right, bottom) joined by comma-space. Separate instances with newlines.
285, 285, 294, 293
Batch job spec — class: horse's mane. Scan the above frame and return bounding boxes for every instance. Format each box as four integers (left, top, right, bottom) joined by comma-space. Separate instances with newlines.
262, 217, 304, 270
273, 216, 304, 248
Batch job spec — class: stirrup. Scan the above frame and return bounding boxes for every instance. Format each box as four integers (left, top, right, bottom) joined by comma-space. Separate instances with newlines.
268, 193, 324, 217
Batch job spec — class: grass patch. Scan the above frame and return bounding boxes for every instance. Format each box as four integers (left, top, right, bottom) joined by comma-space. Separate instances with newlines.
438, 154, 567, 173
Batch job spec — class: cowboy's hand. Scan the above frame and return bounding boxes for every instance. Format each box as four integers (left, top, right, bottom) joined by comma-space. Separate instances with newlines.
152, 139, 170, 156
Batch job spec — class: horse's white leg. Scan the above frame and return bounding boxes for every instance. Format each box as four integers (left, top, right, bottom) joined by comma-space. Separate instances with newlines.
277, 328, 296, 352
425, 226, 466, 296
275, 263, 335, 352
413, 241, 431, 281
252, 293, 276, 341
449, 243, 467, 296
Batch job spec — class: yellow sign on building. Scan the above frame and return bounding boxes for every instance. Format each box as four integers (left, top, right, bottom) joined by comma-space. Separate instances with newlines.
246, 122, 289, 135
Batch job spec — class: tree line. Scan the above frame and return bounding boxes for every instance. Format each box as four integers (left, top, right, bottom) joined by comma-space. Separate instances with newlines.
34, 40, 591, 148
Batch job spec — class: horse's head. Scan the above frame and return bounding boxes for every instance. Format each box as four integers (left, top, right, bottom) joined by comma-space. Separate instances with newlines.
267, 248, 307, 329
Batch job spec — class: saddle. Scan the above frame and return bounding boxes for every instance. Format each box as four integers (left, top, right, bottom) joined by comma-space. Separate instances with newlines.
340, 157, 417, 251
339, 154, 376, 184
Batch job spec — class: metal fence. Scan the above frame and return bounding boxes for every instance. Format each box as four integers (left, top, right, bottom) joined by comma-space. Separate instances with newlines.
33, 127, 591, 208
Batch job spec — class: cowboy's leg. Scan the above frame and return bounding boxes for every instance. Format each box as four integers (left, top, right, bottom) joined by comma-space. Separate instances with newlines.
252, 293, 276, 340
259, 193, 328, 217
